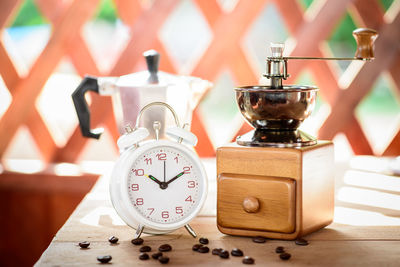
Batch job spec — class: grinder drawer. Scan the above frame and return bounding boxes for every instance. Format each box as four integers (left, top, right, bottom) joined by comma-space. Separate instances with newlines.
217, 173, 296, 234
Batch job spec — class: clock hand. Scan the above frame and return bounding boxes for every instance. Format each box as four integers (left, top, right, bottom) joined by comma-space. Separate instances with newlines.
145, 174, 168, 190
163, 161, 166, 183
145, 174, 162, 185
166, 171, 185, 185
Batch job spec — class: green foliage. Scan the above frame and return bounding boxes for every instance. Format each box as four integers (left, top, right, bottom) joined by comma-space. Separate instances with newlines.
93, 0, 118, 22
358, 76, 400, 115
302, 0, 395, 12
10, 0, 118, 27
329, 12, 357, 50
299, 1, 357, 49
11, 0, 48, 27
300, 0, 314, 9
380, 0, 395, 10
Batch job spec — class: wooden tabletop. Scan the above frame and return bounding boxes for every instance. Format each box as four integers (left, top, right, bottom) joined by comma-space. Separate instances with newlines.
36, 157, 400, 266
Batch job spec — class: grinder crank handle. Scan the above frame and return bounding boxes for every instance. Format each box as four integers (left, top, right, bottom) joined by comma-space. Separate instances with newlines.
278, 28, 378, 61
353, 28, 378, 60
72, 76, 103, 139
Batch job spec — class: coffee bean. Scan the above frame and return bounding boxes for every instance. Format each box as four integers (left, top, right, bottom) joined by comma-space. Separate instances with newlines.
159, 244, 172, 252
198, 246, 210, 253
159, 256, 170, 264
97, 255, 112, 263
140, 245, 151, 252
192, 244, 203, 251
242, 256, 255, 264
219, 249, 229, 259
108, 236, 118, 244
252, 236, 267, 243
295, 238, 309, 246
279, 252, 291, 260
79, 241, 90, 249
199, 237, 209, 244
131, 238, 144, 245
275, 246, 285, 254
212, 248, 222, 255
139, 252, 149, 260
231, 248, 243, 257
152, 252, 163, 259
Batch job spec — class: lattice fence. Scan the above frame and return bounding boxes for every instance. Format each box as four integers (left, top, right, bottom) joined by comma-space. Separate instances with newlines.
0, 0, 400, 166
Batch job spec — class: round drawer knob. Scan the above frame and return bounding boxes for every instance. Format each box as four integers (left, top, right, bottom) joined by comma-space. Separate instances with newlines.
242, 197, 260, 213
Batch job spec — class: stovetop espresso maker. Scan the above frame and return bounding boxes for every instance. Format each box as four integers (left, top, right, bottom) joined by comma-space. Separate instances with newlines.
216, 28, 377, 239
72, 50, 211, 141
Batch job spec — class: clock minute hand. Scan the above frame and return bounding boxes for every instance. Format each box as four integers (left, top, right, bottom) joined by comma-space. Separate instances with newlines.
163, 161, 166, 183
166, 171, 185, 185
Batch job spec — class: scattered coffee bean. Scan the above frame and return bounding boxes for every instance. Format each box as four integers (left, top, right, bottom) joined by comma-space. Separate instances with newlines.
275, 246, 285, 254
159, 256, 170, 264
219, 249, 229, 259
131, 238, 144, 245
78, 241, 90, 248
231, 248, 243, 257
242, 256, 255, 264
97, 255, 112, 263
152, 252, 163, 259
279, 252, 291, 260
198, 246, 210, 253
252, 236, 267, 243
159, 244, 172, 252
140, 245, 152, 252
199, 237, 209, 244
108, 236, 118, 244
139, 252, 150, 260
295, 238, 309, 246
212, 248, 222, 255
192, 244, 203, 251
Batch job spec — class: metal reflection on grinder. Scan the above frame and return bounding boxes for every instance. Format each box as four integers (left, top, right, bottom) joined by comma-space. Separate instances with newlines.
235, 85, 318, 147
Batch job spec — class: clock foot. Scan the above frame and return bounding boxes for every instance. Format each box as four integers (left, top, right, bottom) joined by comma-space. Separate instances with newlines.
184, 224, 197, 238
134, 224, 144, 239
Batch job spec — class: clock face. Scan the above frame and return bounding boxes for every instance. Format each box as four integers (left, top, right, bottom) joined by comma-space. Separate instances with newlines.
126, 145, 204, 225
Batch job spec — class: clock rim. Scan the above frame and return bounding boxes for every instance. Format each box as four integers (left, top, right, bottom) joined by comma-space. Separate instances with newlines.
110, 139, 208, 233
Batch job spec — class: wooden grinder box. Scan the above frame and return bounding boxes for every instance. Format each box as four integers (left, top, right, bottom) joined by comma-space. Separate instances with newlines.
216, 141, 334, 240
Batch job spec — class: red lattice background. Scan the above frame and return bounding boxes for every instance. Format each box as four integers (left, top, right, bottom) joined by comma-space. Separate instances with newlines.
1, 1, 400, 265
0, 0, 400, 166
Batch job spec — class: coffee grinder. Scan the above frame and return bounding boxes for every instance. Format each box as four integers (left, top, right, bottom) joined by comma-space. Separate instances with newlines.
216, 28, 377, 239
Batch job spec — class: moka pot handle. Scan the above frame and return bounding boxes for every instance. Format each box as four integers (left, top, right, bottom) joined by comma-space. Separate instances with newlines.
72, 76, 103, 139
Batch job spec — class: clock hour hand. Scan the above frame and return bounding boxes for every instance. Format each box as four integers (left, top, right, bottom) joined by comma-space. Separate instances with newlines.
145, 174, 162, 185
166, 171, 185, 185
145, 174, 168, 190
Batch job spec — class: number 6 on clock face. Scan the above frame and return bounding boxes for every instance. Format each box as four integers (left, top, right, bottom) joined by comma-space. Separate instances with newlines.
110, 140, 208, 234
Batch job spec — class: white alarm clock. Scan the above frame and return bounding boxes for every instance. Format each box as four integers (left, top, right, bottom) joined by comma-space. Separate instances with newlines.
110, 102, 208, 238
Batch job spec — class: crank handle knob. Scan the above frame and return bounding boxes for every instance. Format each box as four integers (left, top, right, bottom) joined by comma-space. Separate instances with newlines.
353, 28, 378, 60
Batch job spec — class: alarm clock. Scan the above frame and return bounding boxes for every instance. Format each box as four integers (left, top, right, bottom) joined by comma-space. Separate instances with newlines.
110, 102, 208, 239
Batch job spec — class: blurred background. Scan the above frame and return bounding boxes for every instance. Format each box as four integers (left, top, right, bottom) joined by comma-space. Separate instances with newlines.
0, 0, 399, 265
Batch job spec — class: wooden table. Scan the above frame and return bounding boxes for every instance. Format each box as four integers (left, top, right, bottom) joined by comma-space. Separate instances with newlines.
36, 157, 400, 266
